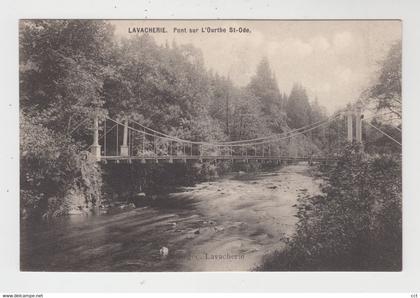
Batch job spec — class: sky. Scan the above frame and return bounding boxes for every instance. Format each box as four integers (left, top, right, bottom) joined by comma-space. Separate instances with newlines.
110, 20, 401, 113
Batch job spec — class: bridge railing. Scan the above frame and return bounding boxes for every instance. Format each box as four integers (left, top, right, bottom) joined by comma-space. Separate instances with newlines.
91, 115, 345, 163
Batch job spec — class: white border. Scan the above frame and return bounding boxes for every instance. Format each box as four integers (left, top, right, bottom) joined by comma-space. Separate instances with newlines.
1, 0, 420, 293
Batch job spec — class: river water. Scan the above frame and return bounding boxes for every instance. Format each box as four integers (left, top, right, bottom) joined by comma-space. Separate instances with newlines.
20, 163, 323, 271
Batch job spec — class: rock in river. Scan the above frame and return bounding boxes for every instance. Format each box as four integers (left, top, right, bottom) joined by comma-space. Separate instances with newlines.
159, 246, 169, 258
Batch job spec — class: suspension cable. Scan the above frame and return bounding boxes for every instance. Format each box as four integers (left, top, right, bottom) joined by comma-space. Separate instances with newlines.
69, 118, 89, 135
99, 123, 117, 140
362, 112, 402, 133
128, 111, 342, 145
364, 121, 402, 146
105, 114, 339, 148
362, 111, 396, 121
392, 126, 402, 132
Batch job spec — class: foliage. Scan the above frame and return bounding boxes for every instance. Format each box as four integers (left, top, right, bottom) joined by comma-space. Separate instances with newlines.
19, 20, 111, 219
364, 119, 401, 154
246, 57, 288, 133
257, 143, 402, 271
366, 41, 401, 119
19, 20, 114, 138
103, 35, 223, 141
362, 40, 401, 154
286, 84, 312, 129
20, 112, 102, 219
229, 88, 269, 141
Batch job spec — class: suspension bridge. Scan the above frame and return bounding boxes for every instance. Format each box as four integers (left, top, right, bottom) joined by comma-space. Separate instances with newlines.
87, 101, 399, 164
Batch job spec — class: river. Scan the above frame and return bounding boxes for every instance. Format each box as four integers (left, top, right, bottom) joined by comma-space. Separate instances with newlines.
20, 163, 323, 271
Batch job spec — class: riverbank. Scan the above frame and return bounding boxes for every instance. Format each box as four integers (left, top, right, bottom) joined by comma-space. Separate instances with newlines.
21, 163, 323, 271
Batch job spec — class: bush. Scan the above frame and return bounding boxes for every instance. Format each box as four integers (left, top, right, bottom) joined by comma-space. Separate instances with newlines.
20, 113, 102, 219
257, 143, 402, 271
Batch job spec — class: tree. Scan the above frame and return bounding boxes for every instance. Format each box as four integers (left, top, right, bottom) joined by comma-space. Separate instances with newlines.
258, 144, 402, 271
363, 119, 401, 154
19, 20, 112, 218
247, 57, 287, 132
19, 20, 114, 141
229, 89, 268, 141
107, 35, 223, 142
20, 111, 102, 219
367, 41, 401, 119
286, 83, 311, 129
208, 74, 236, 137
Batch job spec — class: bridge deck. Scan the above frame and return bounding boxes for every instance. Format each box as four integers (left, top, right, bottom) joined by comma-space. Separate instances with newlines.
100, 155, 336, 163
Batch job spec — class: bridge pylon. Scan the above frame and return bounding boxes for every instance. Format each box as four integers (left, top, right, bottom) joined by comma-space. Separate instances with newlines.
120, 116, 129, 156
346, 104, 353, 142
355, 101, 363, 143
90, 113, 101, 162
346, 101, 363, 143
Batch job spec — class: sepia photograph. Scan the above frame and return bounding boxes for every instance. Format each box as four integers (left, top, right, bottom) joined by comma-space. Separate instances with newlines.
19, 19, 402, 272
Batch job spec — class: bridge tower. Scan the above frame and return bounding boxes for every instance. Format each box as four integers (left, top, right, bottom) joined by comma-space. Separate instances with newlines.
355, 101, 363, 143
346, 104, 353, 142
120, 116, 129, 156
91, 112, 101, 161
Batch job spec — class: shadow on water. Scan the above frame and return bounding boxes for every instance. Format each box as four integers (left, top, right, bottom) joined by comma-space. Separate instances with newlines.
148, 193, 199, 210
229, 167, 283, 182
20, 185, 206, 272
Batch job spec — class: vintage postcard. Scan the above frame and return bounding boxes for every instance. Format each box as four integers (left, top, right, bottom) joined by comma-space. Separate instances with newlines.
19, 19, 402, 272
